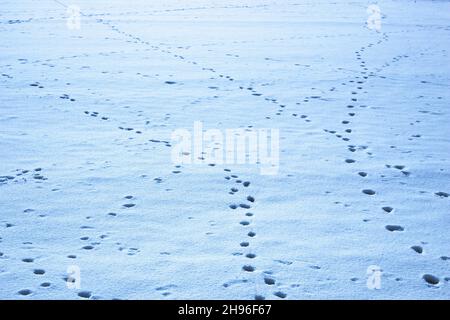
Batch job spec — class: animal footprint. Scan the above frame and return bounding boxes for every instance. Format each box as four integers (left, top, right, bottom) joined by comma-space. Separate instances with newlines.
18, 289, 32, 296
242, 265, 255, 272
78, 291, 92, 299
274, 291, 287, 299
411, 245, 423, 254
385, 225, 404, 232
423, 274, 439, 286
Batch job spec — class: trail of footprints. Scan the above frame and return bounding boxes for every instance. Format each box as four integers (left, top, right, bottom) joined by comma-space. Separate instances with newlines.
4, 10, 449, 298
26, 81, 174, 147
61, 195, 142, 299
27, 75, 180, 147
13, 256, 50, 297
223, 169, 287, 300
12, 65, 187, 298
11, 193, 145, 298
192, 29, 450, 288
320, 36, 449, 286
0, 167, 47, 186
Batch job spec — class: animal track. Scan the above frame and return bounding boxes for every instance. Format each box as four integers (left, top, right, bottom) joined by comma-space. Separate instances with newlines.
17, 289, 32, 296
274, 291, 287, 299
358, 172, 367, 177
435, 192, 448, 198
156, 284, 177, 296
362, 189, 376, 195
385, 225, 404, 232
411, 245, 423, 254
382, 207, 393, 213
33, 269, 45, 275
78, 291, 92, 299
84, 110, 108, 120
242, 265, 255, 272
2, 8, 444, 300
0, 168, 48, 186
423, 274, 439, 286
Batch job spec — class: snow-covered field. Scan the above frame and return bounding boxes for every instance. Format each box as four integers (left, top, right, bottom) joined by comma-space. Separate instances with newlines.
1, 0, 449, 300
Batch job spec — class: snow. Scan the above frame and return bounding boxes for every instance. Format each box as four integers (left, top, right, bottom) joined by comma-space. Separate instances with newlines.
1, 0, 450, 299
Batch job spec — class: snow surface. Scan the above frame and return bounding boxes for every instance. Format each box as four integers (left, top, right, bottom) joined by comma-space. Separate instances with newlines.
0, 0, 450, 299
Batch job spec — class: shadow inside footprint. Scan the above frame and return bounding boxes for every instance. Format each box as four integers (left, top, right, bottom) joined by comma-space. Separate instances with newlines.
18, 289, 32, 296
411, 245, 423, 254
382, 206, 393, 213
423, 274, 439, 285
274, 291, 287, 298
78, 291, 92, 299
33, 269, 45, 275
385, 225, 404, 232
242, 265, 255, 272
